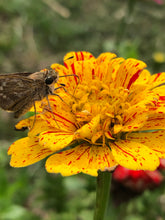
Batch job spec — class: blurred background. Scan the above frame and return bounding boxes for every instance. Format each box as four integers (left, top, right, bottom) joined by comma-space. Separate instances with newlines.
0, 0, 165, 219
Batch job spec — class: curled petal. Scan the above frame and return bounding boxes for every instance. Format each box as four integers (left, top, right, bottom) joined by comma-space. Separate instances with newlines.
76, 114, 101, 139
111, 140, 159, 171
45, 144, 117, 176
105, 131, 114, 140
127, 130, 165, 158
8, 137, 53, 167
91, 131, 103, 143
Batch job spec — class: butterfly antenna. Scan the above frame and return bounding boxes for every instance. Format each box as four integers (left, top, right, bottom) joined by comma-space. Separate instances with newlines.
56, 83, 75, 100
58, 74, 80, 97
53, 85, 71, 104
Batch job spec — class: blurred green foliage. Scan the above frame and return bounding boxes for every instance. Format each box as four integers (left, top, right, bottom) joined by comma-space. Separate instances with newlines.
0, 0, 165, 219
0, 0, 165, 73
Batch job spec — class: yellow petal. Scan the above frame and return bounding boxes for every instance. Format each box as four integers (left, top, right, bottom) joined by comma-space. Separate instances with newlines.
122, 105, 148, 132
127, 130, 165, 158
8, 137, 53, 167
129, 88, 158, 106
105, 131, 114, 140
42, 96, 77, 132
51, 64, 78, 92
15, 114, 55, 137
149, 72, 165, 87
70, 60, 95, 83
62, 52, 96, 87
29, 99, 46, 113
96, 52, 117, 63
113, 124, 123, 134
76, 114, 101, 139
111, 140, 159, 170
114, 59, 147, 89
106, 57, 125, 83
132, 69, 150, 86
139, 113, 165, 130
39, 131, 74, 151
45, 144, 117, 176
15, 117, 32, 130
147, 88, 165, 114
95, 57, 124, 85
63, 51, 95, 63
91, 131, 103, 143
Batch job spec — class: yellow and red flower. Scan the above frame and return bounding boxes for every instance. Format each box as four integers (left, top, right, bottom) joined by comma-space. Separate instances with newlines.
8, 51, 165, 176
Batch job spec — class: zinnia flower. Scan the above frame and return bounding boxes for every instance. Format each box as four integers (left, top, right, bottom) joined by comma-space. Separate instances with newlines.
8, 51, 165, 176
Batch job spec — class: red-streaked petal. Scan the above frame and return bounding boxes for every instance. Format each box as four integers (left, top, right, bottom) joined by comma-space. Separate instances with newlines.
131, 69, 151, 86
139, 113, 165, 130
96, 52, 117, 63
105, 131, 114, 140
8, 137, 53, 167
129, 88, 158, 106
15, 114, 55, 137
63, 51, 95, 66
46, 144, 117, 176
111, 140, 159, 170
148, 87, 165, 114
69, 60, 96, 83
51, 63, 78, 92
127, 130, 165, 158
39, 131, 74, 151
95, 57, 124, 84
149, 72, 165, 87
122, 105, 148, 132
106, 57, 125, 83
42, 96, 77, 132
114, 59, 147, 89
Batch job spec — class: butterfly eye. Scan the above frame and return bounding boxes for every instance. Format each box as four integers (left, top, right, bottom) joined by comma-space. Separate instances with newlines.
45, 77, 54, 85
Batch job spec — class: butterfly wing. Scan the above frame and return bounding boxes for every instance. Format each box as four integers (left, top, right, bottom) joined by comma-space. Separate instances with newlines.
0, 73, 46, 117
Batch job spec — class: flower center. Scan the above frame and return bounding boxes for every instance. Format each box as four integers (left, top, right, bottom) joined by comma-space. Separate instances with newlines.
72, 78, 130, 141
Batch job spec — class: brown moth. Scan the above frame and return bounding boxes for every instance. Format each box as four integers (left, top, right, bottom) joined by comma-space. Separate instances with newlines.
0, 69, 60, 118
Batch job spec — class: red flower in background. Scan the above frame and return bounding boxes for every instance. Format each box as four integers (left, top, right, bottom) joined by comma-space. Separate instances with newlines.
113, 159, 165, 192
153, 0, 164, 4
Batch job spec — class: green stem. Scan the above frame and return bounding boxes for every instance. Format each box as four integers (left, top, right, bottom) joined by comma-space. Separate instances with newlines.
94, 171, 112, 220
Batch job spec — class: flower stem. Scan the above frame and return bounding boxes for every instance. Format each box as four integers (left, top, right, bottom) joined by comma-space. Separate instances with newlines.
94, 171, 112, 220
